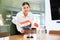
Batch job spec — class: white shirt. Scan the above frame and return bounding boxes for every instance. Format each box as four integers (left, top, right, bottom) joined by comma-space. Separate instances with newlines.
12, 11, 40, 32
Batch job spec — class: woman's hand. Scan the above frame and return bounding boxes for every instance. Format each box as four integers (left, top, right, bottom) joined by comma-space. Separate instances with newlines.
21, 29, 25, 33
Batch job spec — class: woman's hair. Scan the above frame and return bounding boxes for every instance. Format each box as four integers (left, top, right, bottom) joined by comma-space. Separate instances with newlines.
22, 2, 30, 7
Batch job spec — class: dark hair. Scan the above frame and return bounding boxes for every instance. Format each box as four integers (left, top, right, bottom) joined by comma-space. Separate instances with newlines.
22, 2, 30, 7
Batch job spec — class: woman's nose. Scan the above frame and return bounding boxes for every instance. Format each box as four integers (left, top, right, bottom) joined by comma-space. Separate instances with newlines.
25, 8, 28, 11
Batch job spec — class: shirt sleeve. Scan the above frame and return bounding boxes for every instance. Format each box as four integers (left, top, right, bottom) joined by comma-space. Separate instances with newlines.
16, 25, 22, 32
12, 13, 22, 32
12, 13, 19, 25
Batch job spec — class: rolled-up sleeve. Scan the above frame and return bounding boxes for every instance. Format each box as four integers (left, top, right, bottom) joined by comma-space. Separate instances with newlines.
12, 13, 22, 32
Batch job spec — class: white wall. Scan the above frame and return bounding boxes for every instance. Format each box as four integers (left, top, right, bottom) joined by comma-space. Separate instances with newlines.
45, 0, 60, 30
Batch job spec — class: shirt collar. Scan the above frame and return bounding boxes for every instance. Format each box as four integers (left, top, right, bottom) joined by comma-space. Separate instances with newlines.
21, 11, 32, 17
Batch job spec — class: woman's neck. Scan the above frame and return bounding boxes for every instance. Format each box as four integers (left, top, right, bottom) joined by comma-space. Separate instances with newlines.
23, 12, 28, 17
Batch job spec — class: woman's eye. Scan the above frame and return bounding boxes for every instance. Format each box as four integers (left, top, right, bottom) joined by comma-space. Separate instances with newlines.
24, 7, 25, 9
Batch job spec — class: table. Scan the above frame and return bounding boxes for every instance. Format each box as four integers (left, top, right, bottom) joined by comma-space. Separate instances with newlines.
0, 30, 60, 40
10, 34, 60, 40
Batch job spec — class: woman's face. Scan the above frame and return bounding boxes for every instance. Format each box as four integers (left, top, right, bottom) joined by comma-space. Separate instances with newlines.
22, 4, 30, 14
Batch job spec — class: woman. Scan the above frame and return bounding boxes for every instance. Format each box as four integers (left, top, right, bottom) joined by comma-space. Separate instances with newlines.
12, 2, 39, 34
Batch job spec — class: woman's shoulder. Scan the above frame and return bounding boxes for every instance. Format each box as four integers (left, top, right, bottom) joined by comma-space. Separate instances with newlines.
16, 11, 23, 16
17, 11, 22, 14
29, 12, 34, 15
